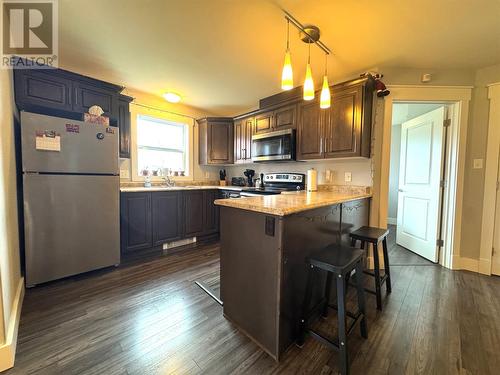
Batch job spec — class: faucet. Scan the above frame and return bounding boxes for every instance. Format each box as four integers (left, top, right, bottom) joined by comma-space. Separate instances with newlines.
162, 175, 175, 187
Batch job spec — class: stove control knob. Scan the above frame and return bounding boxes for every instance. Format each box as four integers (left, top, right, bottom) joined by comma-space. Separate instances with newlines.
293, 176, 297, 180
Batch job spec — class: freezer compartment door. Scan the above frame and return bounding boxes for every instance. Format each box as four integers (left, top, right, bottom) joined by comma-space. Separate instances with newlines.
24, 174, 120, 286
21, 111, 119, 174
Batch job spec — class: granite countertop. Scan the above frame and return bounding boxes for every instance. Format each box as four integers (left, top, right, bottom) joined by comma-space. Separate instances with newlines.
214, 190, 372, 216
120, 185, 244, 192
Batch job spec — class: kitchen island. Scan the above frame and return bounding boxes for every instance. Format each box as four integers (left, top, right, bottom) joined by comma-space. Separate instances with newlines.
215, 189, 371, 361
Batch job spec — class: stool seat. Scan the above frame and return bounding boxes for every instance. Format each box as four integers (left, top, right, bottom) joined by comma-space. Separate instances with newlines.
350, 226, 389, 243
308, 245, 365, 274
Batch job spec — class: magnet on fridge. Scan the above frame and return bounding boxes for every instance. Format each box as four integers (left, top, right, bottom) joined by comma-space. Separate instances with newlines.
65, 124, 80, 133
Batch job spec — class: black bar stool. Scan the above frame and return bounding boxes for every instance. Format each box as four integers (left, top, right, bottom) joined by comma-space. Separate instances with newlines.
297, 244, 368, 375
349, 226, 391, 310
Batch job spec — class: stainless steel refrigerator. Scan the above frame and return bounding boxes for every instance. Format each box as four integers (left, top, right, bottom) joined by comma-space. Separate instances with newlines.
21, 111, 120, 287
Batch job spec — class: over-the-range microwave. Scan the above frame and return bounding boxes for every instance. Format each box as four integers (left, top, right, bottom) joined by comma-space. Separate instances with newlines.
251, 129, 295, 162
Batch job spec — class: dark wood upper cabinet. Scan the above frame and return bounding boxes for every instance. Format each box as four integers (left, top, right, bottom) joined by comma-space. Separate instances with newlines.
274, 104, 296, 130
120, 192, 152, 253
183, 190, 205, 237
297, 77, 374, 160
14, 70, 74, 112
13, 67, 125, 122
324, 84, 365, 158
152, 191, 182, 245
234, 119, 243, 163
198, 117, 234, 165
297, 98, 324, 160
118, 94, 133, 159
253, 105, 297, 135
234, 116, 253, 163
73, 82, 119, 119
254, 111, 273, 134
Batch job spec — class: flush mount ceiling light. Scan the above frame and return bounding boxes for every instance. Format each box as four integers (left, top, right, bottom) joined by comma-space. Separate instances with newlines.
163, 92, 182, 103
280, 11, 333, 108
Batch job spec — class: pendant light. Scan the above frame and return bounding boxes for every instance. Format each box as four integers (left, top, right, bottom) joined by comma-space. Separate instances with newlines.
303, 40, 315, 101
281, 20, 293, 90
320, 53, 331, 109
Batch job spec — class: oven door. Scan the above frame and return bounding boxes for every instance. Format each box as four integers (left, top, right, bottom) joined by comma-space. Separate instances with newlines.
252, 129, 295, 162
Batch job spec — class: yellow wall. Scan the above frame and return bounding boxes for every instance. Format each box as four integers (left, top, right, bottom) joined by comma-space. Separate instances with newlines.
119, 88, 220, 182
461, 63, 500, 259
380, 64, 500, 261
0, 68, 22, 349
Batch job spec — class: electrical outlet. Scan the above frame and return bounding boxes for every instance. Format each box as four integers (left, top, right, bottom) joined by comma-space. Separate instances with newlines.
325, 169, 333, 183
204, 171, 210, 179
120, 169, 130, 179
473, 159, 483, 169
344, 172, 352, 183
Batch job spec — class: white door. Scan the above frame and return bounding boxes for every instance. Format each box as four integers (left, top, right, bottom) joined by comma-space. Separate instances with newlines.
492, 151, 500, 275
396, 107, 446, 262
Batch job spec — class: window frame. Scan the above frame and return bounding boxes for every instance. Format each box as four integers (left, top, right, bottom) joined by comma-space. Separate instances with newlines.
130, 106, 194, 182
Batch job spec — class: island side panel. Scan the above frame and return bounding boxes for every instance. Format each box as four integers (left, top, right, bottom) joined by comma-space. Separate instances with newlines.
220, 206, 283, 360
278, 198, 370, 355
279, 203, 342, 355
340, 198, 371, 245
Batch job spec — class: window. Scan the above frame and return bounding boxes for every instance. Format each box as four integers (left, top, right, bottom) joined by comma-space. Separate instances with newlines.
137, 115, 189, 176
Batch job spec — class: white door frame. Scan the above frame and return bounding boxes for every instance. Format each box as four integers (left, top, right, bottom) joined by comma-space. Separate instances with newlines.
373, 85, 472, 269
479, 82, 500, 275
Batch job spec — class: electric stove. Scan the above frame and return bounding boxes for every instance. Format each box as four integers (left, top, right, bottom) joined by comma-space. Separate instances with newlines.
240, 173, 305, 197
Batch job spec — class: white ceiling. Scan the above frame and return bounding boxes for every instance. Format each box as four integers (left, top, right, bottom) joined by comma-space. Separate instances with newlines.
58, 0, 500, 115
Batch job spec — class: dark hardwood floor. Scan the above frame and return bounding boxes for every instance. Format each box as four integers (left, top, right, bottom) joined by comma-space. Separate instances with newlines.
386, 225, 434, 266
7, 235, 500, 374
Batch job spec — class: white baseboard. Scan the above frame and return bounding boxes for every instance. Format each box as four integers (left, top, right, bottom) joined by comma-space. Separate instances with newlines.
0, 277, 24, 372
478, 258, 492, 275
387, 217, 397, 225
452, 256, 491, 275
459, 257, 479, 272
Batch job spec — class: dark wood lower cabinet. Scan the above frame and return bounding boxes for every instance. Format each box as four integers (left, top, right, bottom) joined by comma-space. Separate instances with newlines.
183, 190, 205, 237
204, 190, 220, 234
120, 192, 152, 253
121, 189, 220, 254
152, 191, 183, 245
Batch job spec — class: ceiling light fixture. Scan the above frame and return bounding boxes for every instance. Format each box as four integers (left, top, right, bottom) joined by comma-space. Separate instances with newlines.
320, 53, 331, 109
163, 92, 182, 103
303, 41, 314, 100
280, 11, 333, 108
281, 19, 293, 90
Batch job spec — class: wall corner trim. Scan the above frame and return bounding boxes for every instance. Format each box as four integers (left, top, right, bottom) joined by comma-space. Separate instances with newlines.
479, 83, 500, 275
387, 217, 397, 225
0, 278, 24, 372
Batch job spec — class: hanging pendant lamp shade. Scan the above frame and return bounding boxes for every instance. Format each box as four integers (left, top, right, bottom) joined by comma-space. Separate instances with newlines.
303, 63, 315, 100
281, 20, 293, 90
281, 50, 293, 90
320, 76, 331, 108
320, 54, 331, 108
303, 41, 314, 100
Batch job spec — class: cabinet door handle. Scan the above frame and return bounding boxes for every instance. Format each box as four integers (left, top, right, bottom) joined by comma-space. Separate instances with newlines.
320, 138, 323, 153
